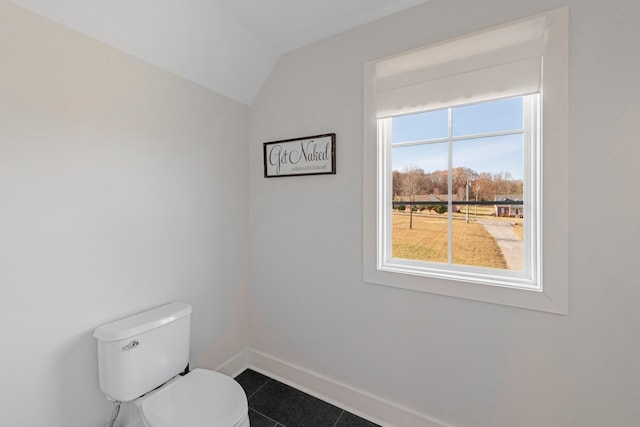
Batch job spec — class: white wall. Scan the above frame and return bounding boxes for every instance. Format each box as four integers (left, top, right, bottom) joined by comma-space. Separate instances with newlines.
248, 0, 640, 426
3, 0, 639, 426
0, 2, 249, 426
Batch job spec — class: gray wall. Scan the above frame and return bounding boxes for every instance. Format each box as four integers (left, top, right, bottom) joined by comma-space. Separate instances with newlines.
248, 0, 640, 426
0, 2, 249, 426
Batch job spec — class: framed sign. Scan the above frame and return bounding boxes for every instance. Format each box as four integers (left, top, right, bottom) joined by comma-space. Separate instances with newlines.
263, 133, 336, 178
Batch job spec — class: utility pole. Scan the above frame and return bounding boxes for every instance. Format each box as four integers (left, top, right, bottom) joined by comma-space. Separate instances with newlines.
465, 179, 470, 223
475, 184, 479, 219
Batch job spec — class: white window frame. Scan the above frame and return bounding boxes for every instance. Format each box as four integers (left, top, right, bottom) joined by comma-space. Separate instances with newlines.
363, 8, 569, 314
379, 94, 540, 289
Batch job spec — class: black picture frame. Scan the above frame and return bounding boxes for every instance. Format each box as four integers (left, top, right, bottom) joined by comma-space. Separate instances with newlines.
263, 133, 336, 178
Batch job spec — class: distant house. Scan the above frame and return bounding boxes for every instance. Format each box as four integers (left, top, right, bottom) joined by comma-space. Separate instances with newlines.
393, 194, 461, 213
494, 194, 523, 218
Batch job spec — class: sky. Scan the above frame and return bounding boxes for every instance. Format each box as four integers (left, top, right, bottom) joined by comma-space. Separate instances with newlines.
391, 96, 525, 180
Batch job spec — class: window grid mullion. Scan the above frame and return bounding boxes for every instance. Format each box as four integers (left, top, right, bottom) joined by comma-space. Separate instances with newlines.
447, 107, 453, 265
392, 128, 524, 148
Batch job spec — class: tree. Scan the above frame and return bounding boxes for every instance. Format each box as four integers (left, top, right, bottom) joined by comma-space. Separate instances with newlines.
475, 172, 494, 201
392, 166, 522, 220
429, 170, 448, 195
401, 165, 425, 229
392, 170, 404, 200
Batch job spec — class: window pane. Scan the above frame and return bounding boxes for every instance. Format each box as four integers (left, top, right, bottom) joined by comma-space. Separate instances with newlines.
392, 141, 448, 177
451, 135, 524, 271
452, 97, 523, 137
392, 108, 448, 143
452, 134, 524, 181
392, 142, 449, 263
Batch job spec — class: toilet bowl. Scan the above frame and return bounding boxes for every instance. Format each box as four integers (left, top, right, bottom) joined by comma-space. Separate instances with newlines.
137, 369, 249, 427
93, 302, 250, 427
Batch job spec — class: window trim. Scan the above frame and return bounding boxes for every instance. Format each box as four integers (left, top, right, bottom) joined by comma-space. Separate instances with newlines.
363, 7, 569, 314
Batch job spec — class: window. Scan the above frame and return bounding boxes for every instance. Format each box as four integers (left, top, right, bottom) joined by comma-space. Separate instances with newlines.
380, 94, 538, 288
363, 8, 569, 313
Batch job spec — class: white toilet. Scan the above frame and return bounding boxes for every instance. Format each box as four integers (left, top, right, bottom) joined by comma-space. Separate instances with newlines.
94, 301, 250, 427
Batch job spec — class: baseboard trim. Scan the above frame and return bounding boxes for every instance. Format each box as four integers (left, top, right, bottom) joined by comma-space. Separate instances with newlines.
215, 347, 250, 378
246, 349, 449, 427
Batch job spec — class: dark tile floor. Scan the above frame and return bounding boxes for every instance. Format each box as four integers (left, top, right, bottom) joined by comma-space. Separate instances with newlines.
235, 369, 380, 427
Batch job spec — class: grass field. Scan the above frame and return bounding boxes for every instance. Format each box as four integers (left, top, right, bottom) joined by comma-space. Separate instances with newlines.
392, 213, 508, 269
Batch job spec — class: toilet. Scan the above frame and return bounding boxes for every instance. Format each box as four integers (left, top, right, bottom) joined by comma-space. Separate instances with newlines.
93, 301, 250, 427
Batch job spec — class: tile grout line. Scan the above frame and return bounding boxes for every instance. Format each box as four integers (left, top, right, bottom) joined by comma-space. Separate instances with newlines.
247, 378, 271, 400
249, 407, 284, 427
246, 378, 286, 427
332, 410, 345, 427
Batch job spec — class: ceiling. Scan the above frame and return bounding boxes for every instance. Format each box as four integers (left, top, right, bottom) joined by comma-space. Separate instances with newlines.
10, 0, 431, 105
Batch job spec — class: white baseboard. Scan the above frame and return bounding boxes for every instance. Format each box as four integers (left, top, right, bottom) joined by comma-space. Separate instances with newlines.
245, 349, 450, 427
215, 347, 250, 378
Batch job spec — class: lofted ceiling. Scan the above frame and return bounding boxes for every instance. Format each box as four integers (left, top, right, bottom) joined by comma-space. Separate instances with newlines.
9, 0, 431, 105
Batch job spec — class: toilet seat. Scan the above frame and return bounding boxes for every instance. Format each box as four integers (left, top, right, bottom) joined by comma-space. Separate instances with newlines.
138, 368, 249, 427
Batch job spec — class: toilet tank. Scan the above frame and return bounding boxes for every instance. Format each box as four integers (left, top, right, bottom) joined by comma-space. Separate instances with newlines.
93, 301, 193, 402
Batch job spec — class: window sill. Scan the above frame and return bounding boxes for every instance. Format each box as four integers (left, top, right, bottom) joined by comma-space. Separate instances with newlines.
364, 257, 566, 314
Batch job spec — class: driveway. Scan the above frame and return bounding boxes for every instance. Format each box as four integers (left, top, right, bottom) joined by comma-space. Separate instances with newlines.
477, 219, 523, 271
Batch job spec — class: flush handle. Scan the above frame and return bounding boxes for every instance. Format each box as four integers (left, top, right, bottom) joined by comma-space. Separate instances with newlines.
122, 340, 139, 351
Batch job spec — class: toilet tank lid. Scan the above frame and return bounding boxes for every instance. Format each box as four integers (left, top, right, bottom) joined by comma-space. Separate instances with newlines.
93, 302, 193, 342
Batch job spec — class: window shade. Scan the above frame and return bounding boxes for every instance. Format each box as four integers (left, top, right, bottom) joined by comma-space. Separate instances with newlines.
374, 16, 547, 118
